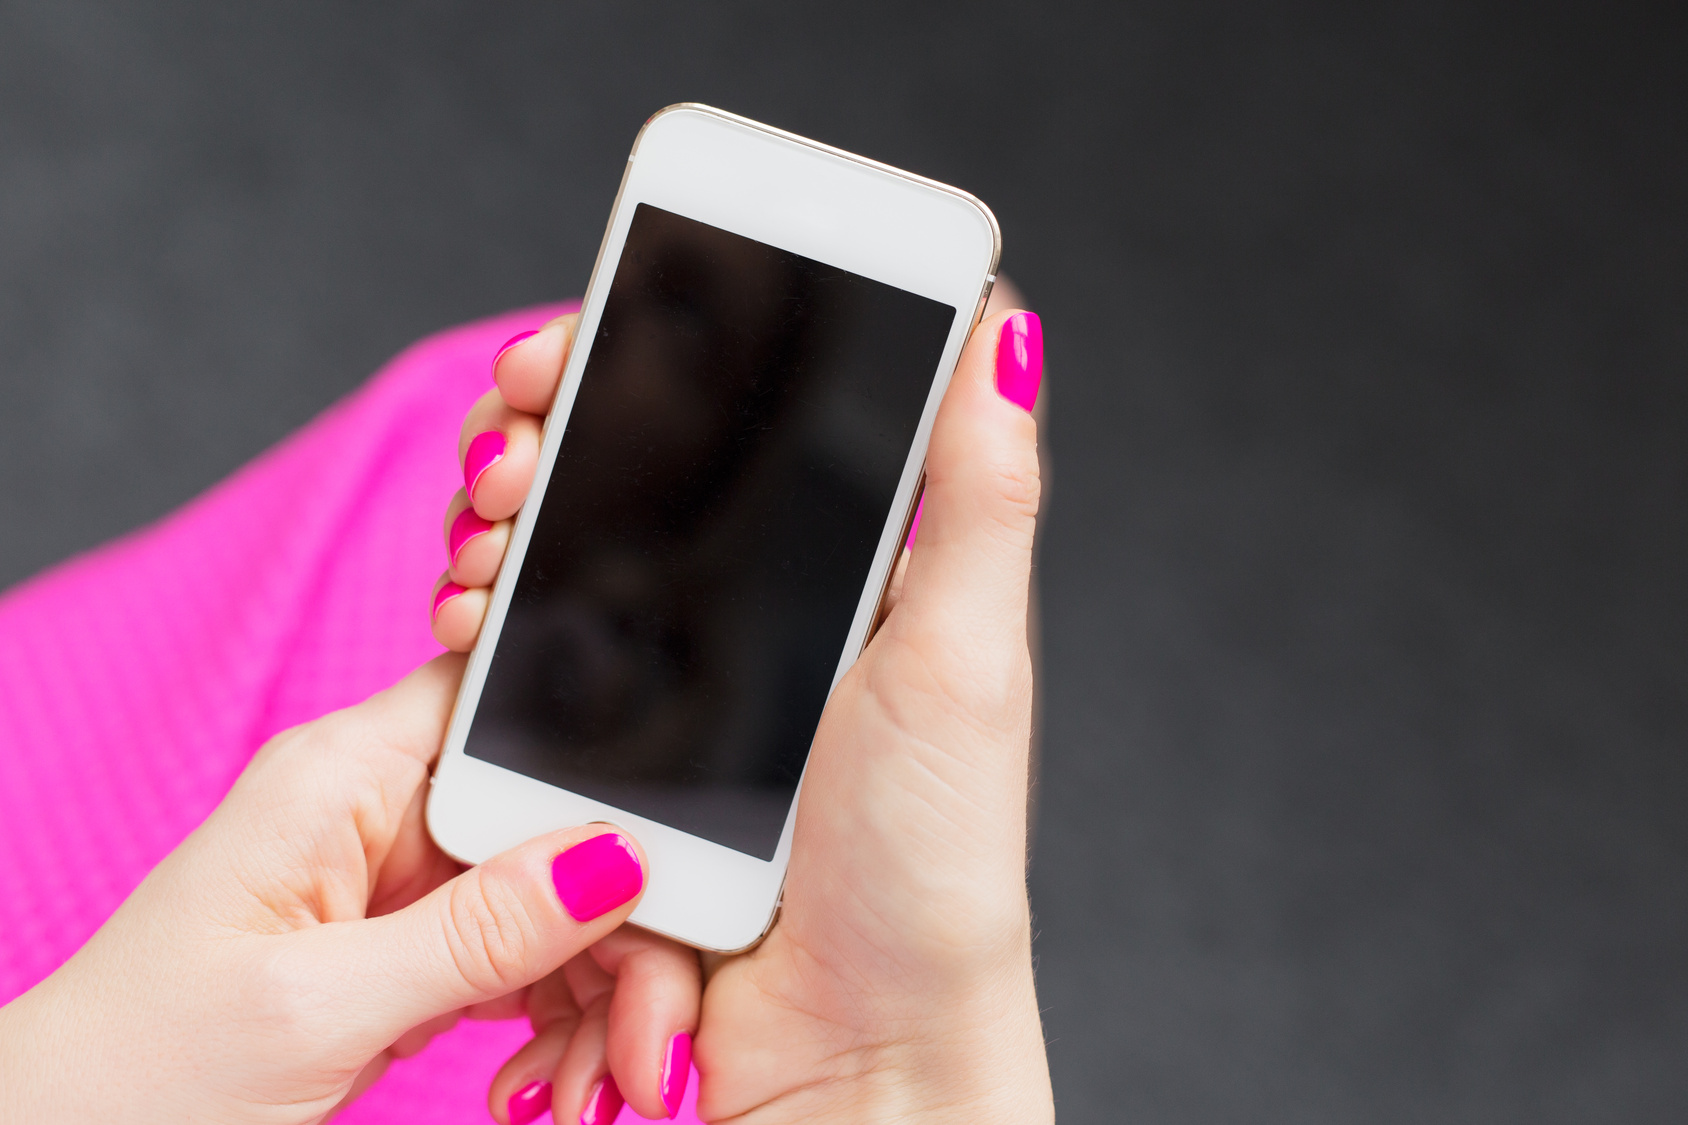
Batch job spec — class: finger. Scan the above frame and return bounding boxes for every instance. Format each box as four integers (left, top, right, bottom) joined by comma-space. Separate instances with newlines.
431, 571, 490, 652
460, 390, 543, 522
313, 827, 648, 1043
491, 1019, 574, 1125
213, 655, 468, 939
892, 310, 1042, 671
517, 953, 619, 1124
904, 276, 1041, 551
245, 651, 464, 771
486, 962, 589, 1124
493, 957, 619, 1125
494, 313, 578, 416
443, 489, 512, 587
367, 770, 464, 917
487, 927, 699, 1124
594, 928, 701, 1120
554, 999, 625, 1125
530, 956, 593, 1030
247, 657, 468, 913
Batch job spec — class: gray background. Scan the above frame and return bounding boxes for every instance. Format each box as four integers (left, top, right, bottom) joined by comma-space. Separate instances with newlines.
2, 1, 1685, 1121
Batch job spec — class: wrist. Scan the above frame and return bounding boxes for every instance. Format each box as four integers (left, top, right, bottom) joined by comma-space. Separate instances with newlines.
869, 962, 1054, 1125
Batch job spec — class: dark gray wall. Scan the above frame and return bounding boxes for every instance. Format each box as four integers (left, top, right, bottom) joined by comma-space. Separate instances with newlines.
2, 2, 1684, 1121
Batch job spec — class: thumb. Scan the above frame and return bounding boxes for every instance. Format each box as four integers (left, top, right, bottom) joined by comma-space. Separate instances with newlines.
896, 309, 1044, 660
308, 827, 646, 1042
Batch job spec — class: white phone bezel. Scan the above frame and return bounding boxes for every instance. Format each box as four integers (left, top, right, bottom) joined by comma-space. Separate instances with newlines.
426, 103, 1001, 953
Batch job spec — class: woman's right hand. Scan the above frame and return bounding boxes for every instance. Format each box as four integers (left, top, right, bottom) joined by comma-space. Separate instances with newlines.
440, 300, 1053, 1124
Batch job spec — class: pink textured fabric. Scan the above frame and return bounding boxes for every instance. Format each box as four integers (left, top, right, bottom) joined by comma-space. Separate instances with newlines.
0, 304, 701, 1125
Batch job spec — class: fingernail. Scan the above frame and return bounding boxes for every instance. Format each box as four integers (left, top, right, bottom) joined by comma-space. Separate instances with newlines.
551, 832, 644, 921
509, 1080, 552, 1125
448, 507, 494, 568
660, 1031, 692, 1118
578, 1075, 623, 1125
905, 494, 925, 547
492, 329, 540, 379
432, 581, 467, 620
995, 311, 1044, 412
464, 430, 507, 502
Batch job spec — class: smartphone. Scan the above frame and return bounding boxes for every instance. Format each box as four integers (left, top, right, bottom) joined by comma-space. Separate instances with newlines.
426, 104, 1000, 952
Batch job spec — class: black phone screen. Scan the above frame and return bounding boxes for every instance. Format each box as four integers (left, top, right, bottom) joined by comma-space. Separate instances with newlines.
463, 204, 956, 860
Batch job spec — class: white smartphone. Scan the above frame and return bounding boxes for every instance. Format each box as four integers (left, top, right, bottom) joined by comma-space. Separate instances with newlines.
426, 103, 1001, 953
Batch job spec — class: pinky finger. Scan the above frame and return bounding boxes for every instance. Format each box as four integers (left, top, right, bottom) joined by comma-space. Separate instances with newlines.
430, 573, 489, 652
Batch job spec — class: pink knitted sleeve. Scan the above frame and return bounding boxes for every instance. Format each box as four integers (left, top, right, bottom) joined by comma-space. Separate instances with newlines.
0, 303, 701, 1124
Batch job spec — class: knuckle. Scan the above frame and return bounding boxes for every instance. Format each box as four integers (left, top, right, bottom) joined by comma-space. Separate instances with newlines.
441, 875, 539, 996
237, 944, 339, 1044
462, 389, 505, 436
983, 442, 1042, 527
237, 716, 349, 803
864, 627, 1031, 743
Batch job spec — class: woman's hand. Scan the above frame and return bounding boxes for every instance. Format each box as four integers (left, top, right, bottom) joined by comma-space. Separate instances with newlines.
443, 294, 1053, 1124
695, 303, 1052, 1123
0, 655, 699, 1125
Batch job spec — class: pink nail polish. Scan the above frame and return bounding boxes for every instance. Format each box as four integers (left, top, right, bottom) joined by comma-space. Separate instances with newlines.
508, 1079, 553, 1125
660, 1031, 692, 1118
464, 430, 507, 501
578, 1075, 623, 1125
551, 833, 644, 921
449, 507, 494, 568
905, 494, 925, 547
492, 329, 540, 379
995, 311, 1043, 412
432, 581, 468, 619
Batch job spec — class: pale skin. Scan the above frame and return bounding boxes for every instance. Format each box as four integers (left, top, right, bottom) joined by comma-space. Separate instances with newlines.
0, 288, 1053, 1124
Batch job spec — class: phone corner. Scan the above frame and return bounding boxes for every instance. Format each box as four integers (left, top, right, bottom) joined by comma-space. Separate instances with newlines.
630, 102, 730, 160
962, 193, 1003, 278
708, 888, 786, 955
722, 899, 783, 955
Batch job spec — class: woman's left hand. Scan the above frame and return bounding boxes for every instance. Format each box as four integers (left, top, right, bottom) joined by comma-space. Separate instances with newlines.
0, 655, 701, 1124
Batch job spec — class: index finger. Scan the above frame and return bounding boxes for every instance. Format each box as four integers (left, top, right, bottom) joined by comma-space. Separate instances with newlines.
494, 313, 579, 416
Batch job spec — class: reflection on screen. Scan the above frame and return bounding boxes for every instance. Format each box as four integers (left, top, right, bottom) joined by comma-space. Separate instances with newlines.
464, 204, 955, 860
